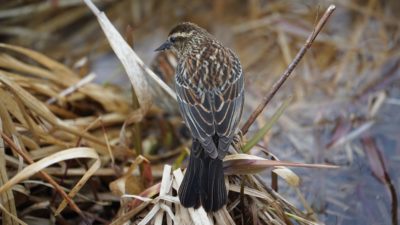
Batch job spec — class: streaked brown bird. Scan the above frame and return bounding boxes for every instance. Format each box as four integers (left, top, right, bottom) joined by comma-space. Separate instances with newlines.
156, 22, 244, 212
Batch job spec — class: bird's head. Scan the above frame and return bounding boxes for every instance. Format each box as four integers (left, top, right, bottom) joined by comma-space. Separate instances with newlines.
155, 22, 210, 57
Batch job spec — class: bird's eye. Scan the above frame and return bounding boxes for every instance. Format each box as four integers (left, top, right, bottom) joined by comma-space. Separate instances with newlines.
170, 37, 176, 43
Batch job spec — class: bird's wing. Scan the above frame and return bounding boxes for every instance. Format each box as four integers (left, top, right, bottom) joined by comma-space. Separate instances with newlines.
175, 51, 244, 159
213, 56, 244, 157
175, 65, 218, 158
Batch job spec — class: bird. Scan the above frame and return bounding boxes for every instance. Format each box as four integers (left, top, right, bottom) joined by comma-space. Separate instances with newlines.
155, 22, 244, 212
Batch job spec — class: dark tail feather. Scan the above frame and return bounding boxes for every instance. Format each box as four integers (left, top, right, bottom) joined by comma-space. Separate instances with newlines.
200, 157, 227, 212
178, 145, 202, 208
179, 140, 227, 212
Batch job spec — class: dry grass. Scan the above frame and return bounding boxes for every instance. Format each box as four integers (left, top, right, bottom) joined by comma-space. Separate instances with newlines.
0, 0, 399, 225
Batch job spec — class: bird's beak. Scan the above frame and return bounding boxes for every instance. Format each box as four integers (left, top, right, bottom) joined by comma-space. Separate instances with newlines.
155, 40, 172, 51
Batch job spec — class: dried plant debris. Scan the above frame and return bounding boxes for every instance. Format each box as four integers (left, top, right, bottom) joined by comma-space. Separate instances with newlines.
0, 39, 177, 223
112, 164, 320, 225
1, 0, 399, 225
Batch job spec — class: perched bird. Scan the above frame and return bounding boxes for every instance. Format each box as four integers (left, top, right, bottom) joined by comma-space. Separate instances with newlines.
156, 22, 244, 212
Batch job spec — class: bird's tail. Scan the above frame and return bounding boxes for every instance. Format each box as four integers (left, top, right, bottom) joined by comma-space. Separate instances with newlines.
178, 141, 202, 208
200, 156, 227, 212
178, 141, 227, 212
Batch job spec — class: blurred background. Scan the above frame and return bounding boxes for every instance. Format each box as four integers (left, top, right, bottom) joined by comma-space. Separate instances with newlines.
1, 0, 399, 224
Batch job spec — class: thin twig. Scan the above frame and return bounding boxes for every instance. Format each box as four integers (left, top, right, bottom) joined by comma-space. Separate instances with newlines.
46, 72, 96, 105
0, 132, 86, 219
241, 5, 336, 135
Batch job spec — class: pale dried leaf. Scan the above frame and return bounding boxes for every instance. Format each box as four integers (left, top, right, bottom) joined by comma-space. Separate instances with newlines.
173, 169, 212, 225
160, 165, 172, 196
0, 117, 18, 225
109, 155, 147, 196
0, 203, 27, 225
138, 204, 161, 225
83, 0, 177, 114
121, 194, 153, 202
224, 153, 339, 175
0, 148, 100, 195
229, 184, 273, 201
273, 167, 300, 187
55, 157, 101, 215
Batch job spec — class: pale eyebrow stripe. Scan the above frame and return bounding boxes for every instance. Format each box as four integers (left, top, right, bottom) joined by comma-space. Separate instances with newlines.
170, 31, 193, 39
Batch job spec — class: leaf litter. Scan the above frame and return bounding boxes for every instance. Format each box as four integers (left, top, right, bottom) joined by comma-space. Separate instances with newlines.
1, 0, 399, 225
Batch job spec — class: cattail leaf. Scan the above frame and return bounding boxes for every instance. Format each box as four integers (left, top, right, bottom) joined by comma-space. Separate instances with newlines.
83, 0, 176, 116
223, 154, 338, 175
